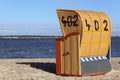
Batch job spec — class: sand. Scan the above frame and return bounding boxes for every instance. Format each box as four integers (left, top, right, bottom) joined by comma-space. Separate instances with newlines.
0, 58, 119, 80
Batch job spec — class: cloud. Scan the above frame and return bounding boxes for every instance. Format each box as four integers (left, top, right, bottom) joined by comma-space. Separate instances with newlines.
0, 29, 17, 35
0, 23, 62, 35
0, 30, 17, 33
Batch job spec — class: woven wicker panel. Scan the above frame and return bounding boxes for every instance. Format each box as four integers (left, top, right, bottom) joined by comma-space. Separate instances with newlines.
96, 12, 111, 56
75, 10, 92, 57
84, 11, 101, 57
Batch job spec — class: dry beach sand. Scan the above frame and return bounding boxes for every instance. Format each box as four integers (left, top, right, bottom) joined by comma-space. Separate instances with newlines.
0, 58, 119, 80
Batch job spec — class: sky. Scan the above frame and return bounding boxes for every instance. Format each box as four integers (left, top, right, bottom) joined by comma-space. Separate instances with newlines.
0, 0, 120, 36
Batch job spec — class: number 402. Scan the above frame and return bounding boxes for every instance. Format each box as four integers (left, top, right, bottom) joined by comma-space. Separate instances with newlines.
85, 19, 108, 31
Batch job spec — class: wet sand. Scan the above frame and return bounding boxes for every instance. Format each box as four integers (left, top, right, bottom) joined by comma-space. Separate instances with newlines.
0, 58, 119, 80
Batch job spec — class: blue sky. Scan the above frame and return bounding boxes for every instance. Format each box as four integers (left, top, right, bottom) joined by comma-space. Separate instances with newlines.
0, 0, 119, 36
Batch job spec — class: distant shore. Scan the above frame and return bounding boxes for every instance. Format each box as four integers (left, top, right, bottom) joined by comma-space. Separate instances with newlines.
0, 35, 60, 39
0, 35, 119, 39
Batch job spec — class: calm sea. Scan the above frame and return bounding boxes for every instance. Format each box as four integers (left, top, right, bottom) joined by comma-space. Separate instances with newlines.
0, 37, 119, 58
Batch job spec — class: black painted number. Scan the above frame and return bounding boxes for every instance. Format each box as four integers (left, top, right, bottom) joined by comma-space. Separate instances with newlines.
94, 20, 99, 31
73, 15, 78, 26
85, 19, 90, 31
67, 16, 72, 26
61, 15, 78, 27
103, 20, 108, 31
61, 16, 67, 27
85, 19, 109, 31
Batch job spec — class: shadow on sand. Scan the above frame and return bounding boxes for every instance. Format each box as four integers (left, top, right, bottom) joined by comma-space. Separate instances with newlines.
16, 62, 56, 74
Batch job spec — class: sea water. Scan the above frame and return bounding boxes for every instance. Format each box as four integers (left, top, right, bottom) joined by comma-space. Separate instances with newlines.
0, 37, 119, 58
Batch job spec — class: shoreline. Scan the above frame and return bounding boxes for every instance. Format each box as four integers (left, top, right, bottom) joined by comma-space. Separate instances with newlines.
0, 36, 119, 39
0, 35, 60, 39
